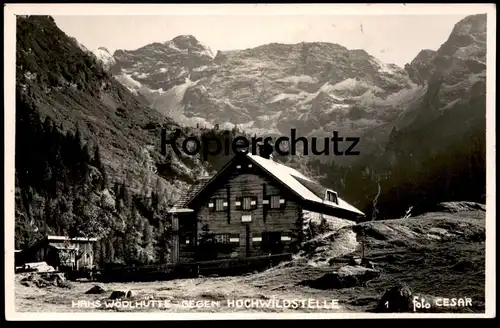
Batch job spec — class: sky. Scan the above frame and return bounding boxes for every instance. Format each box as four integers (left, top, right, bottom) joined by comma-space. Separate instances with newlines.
53, 13, 477, 67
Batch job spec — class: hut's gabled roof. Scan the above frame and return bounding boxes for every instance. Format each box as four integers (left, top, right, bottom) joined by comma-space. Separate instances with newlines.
172, 153, 365, 220
245, 154, 364, 216
168, 176, 212, 213
20, 235, 98, 254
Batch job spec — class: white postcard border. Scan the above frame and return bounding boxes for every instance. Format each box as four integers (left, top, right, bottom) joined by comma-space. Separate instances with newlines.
4, 3, 496, 320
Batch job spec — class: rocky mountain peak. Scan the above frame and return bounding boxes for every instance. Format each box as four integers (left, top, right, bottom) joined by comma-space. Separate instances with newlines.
450, 14, 487, 39
97, 46, 112, 54
95, 13, 486, 161
98, 35, 417, 138
411, 49, 437, 64
171, 35, 202, 49
436, 14, 486, 61
405, 14, 486, 86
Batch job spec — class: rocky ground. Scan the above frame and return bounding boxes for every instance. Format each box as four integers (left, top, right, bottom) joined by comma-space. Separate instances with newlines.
15, 205, 486, 314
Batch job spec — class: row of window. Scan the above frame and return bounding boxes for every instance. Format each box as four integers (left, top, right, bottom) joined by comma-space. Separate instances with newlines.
209, 195, 284, 212
182, 232, 291, 246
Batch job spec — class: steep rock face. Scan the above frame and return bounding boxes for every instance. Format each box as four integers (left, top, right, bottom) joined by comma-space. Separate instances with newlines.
97, 38, 421, 139
110, 35, 214, 93
348, 14, 487, 218
394, 14, 486, 137
354, 13, 487, 169
404, 14, 486, 91
404, 49, 437, 85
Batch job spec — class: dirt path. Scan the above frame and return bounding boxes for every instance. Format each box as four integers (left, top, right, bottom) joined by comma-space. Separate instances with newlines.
15, 274, 357, 313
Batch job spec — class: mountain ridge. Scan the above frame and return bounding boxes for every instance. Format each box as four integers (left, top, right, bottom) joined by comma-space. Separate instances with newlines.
14, 15, 220, 265
97, 36, 420, 159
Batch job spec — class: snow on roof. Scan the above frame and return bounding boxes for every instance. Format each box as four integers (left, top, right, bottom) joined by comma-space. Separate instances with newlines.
246, 153, 365, 216
337, 198, 365, 216
168, 208, 194, 214
247, 154, 322, 202
48, 243, 79, 250
177, 153, 365, 217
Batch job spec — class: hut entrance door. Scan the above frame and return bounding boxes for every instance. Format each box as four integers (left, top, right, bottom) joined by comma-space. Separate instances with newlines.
245, 225, 250, 257
262, 232, 283, 255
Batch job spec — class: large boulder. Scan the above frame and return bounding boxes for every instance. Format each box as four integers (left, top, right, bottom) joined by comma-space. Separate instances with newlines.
52, 272, 70, 287
377, 283, 413, 312
109, 290, 133, 299
20, 272, 70, 288
434, 201, 486, 213
85, 285, 107, 294
300, 265, 379, 289
20, 274, 49, 288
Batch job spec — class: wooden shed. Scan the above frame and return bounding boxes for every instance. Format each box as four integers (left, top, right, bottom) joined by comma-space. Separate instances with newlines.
18, 235, 98, 272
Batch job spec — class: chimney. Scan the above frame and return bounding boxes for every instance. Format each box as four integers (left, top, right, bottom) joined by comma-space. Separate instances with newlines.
258, 141, 274, 160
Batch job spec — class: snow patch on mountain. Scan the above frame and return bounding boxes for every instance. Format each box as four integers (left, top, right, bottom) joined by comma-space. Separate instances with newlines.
355, 84, 425, 109
193, 65, 211, 72
197, 47, 216, 59
331, 78, 371, 92
276, 75, 318, 84
133, 72, 149, 79
93, 47, 116, 70
269, 92, 305, 103
150, 78, 212, 129
370, 57, 400, 75
114, 73, 142, 94
164, 40, 187, 54
317, 84, 347, 101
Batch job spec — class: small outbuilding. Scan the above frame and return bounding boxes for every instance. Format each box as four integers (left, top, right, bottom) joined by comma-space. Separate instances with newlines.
18, 235, 98, 272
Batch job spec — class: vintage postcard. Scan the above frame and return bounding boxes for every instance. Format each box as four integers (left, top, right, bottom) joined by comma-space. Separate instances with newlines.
4, 3, 496, 320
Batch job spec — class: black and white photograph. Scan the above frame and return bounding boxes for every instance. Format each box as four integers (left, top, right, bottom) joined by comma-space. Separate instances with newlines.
4, 3, 496, 319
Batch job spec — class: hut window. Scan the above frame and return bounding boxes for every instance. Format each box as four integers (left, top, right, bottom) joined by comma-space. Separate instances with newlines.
243, 197, 252, 210
212, 198, 225, 212
242, 196, 257, 210
270, 196, 281, 209
214, 234, 230, 244
181, 235, 191, 245
326, 190, 338, 204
